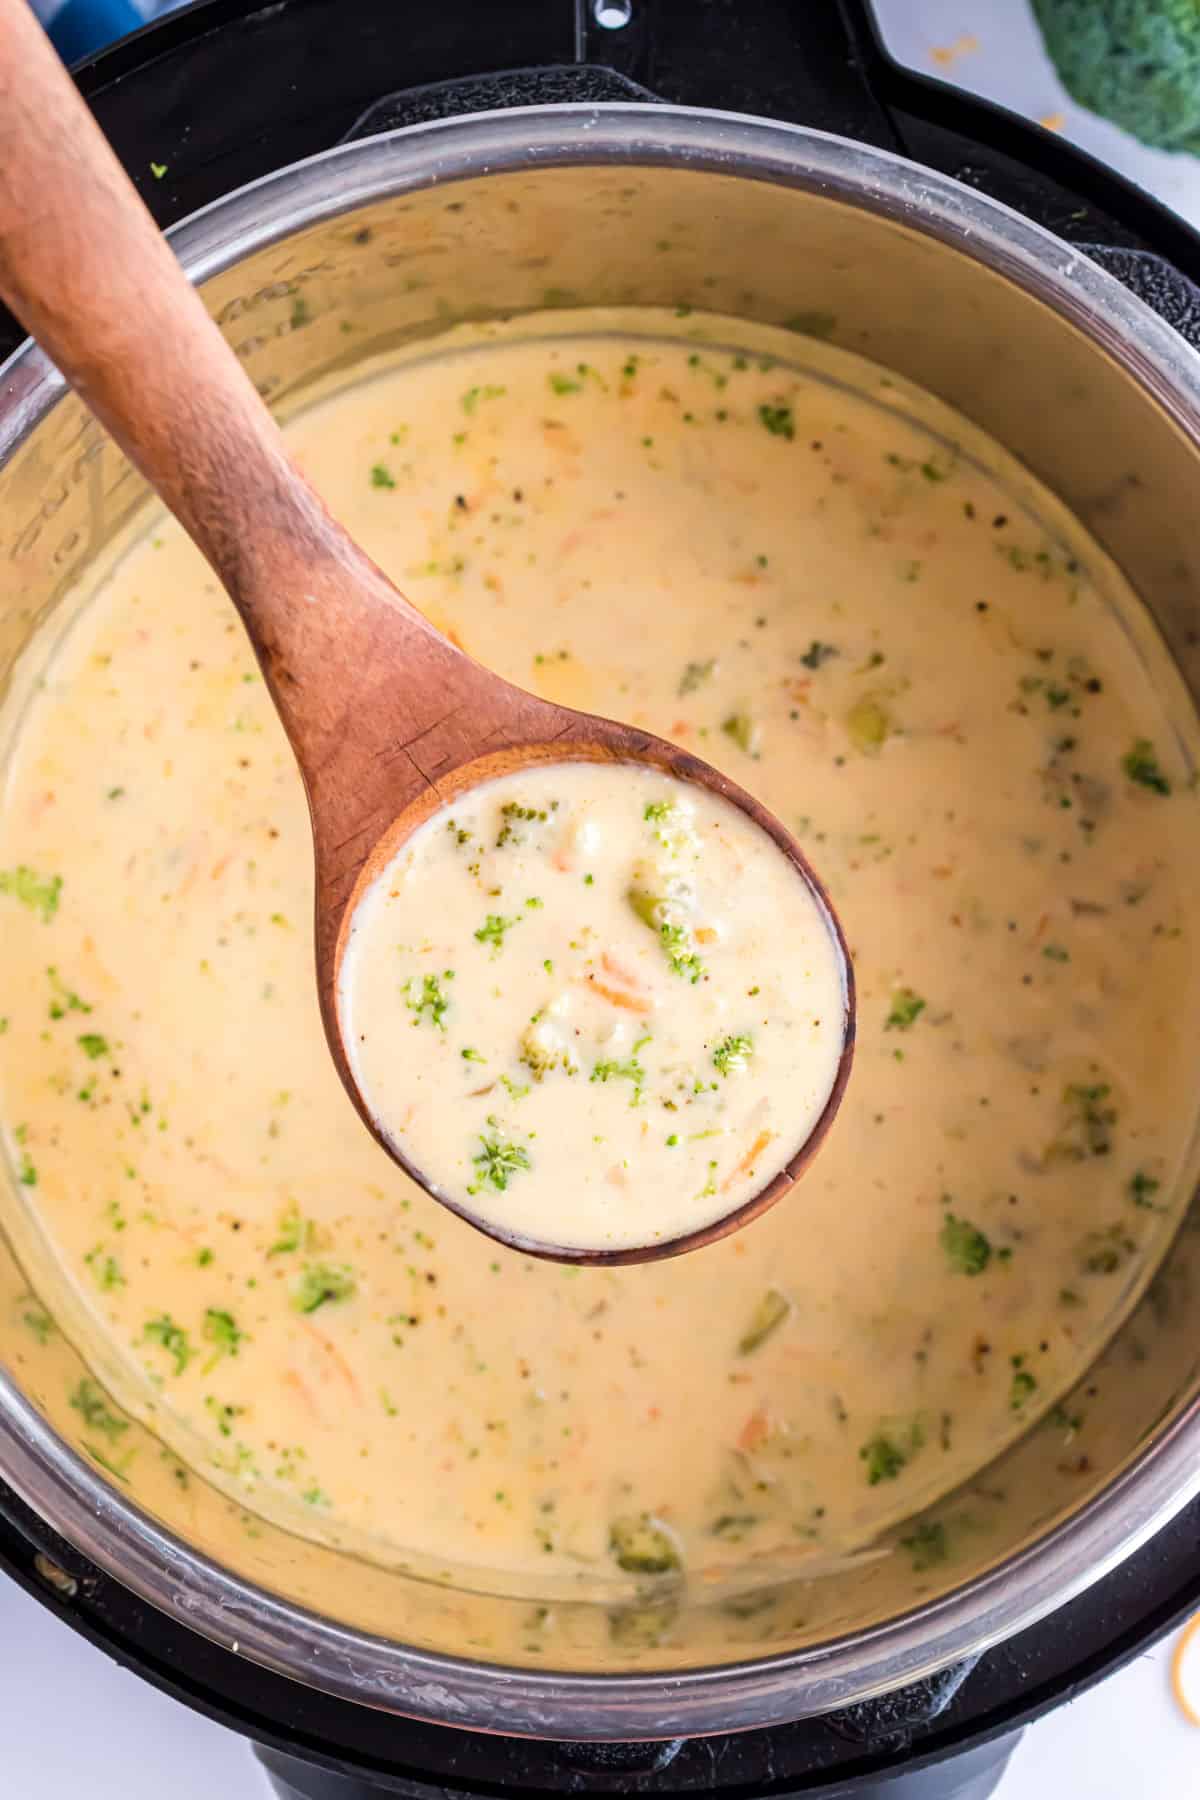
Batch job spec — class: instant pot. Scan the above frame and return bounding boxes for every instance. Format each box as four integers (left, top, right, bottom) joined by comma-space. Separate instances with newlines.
5, 3, 1200, 1796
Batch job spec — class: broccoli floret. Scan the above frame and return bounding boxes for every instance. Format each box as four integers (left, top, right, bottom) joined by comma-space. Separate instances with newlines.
1032, 2, 1200, 153
518, 1018, 578, 1081
472, 1131, 531, 1192
609, 1513, 681, 1576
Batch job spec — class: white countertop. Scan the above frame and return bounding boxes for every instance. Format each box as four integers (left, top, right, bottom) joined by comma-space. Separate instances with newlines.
5, 1, 1200, 1794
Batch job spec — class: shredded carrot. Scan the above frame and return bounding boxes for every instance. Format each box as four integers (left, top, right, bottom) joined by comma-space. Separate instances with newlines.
738, 1409, 769, 1451
168, 871, 197, 905
160, 1216, 203, 1247
601, 951, 643, 989
1173, 1611, 1200, 1726
210, 853, 233, 882
542, 421, 582, 456
585, 977, 651, 1014
553, 509, 618, 557
583, 952, 652, 1013
282, 1368, 319, 1419
301, 1321, 362, 1400
722, 1129, 774, 1192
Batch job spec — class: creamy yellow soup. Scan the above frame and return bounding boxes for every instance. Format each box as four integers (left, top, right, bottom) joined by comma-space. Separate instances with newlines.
1, 316, 1197, 1598
340, 763, 847, 1252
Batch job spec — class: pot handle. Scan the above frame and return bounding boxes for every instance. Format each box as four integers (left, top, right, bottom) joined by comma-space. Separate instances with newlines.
1079, 245, 1200, 353
340, 0, 901, 152
341, 64, 662, 144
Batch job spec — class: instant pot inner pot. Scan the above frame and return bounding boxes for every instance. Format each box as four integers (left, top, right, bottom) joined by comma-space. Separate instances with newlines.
2, 153, 1200, 1702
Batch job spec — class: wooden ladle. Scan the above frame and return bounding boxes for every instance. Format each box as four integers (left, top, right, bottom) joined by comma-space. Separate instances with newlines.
0, 3, 855, 1263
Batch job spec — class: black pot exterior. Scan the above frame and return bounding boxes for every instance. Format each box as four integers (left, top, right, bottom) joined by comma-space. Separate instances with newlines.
9, 1460, 1200, 1795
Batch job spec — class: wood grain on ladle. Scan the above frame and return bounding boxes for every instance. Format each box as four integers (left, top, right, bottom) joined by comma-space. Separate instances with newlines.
0, 0, 854, 1260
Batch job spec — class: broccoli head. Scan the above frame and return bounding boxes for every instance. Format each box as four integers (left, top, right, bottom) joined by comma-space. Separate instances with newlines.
1032, 0, 1200, 155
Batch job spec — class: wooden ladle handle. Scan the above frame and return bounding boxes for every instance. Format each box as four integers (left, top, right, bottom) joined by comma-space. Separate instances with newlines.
0, 0, 442, 735
0, 0, 308, 585
0, 0, 479, 817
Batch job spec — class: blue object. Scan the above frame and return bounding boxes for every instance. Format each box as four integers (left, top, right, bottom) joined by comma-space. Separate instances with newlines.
34, 0, 147, 63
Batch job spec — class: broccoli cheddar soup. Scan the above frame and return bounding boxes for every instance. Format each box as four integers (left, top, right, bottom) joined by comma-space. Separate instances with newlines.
339, 762, 848, 1252
2, 313, 1199, 1601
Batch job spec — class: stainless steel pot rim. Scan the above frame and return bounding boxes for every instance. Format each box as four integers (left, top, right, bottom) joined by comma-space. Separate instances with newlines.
3, 102, 1200, 1741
